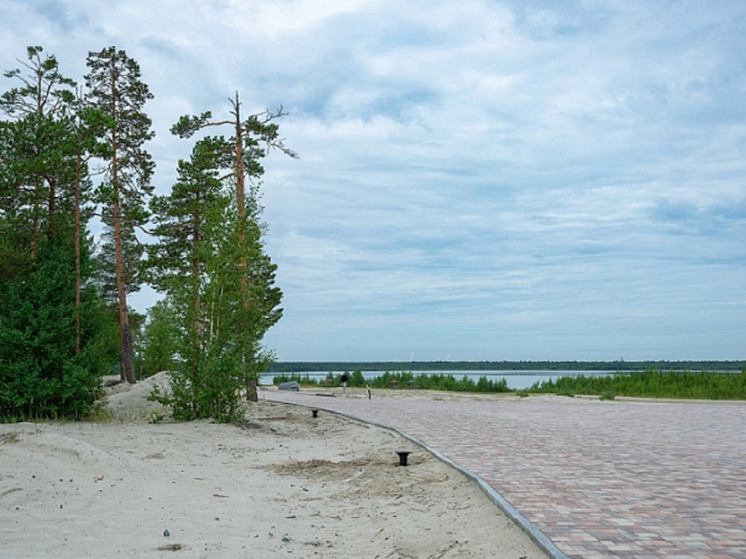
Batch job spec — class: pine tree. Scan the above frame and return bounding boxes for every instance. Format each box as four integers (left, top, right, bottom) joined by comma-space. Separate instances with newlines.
68, 100, 113, 354
170, 93, 295, 398
0, 46, 77, 266
148, 96, 292, 420
85, 46, 155, 384
149, 137, 229, 379
0, 46, 116, 419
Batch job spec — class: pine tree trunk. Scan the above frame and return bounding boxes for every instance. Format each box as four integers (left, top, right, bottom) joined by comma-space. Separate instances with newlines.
113, 195, 136, 384
234, 95, 248, 308
74, 153, 82, 355
120, 322, 136, 384
191, 212, 201, 381
232, 95, 253, 382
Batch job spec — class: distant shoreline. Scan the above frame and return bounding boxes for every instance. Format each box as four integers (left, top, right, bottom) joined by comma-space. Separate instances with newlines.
266, 359, 746, 373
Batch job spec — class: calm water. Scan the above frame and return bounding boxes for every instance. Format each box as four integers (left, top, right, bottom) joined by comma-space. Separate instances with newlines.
259, 370, 616, 390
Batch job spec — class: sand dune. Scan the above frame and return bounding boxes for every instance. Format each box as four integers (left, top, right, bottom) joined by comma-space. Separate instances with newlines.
0, 373, 547, 558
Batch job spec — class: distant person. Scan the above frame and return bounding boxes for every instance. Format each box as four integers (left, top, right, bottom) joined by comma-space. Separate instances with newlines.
340, 372, 348, 391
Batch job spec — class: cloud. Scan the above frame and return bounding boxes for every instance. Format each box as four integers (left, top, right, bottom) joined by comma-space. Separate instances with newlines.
2, 0, 745, 361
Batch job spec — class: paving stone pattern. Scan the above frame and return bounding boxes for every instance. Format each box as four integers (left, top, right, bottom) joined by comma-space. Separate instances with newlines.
265, 391, 746, 559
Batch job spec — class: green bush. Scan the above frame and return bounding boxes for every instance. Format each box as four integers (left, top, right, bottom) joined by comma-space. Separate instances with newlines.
350, 369, 366, 386
529, 368, 746, 400
0, 240, 112, 421
150, 347, 263, 422
366, 371, 510, 393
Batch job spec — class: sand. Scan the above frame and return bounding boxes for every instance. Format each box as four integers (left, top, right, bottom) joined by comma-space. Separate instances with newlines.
0, 373, 548, 558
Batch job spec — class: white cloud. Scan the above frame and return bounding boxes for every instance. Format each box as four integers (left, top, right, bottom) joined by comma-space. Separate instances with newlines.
2, 0, 744, 361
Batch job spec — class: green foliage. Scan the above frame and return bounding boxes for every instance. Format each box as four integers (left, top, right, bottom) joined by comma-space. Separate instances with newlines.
93, 223, 144, 300
0, 46, 120, 421
0, 46, 80, 259
148, 122, 287, 421
529, 368, 746, 400
0, 46, 76, 116
149, 350, 254, 422
272, 371, 511, 393
139, 301, 179, 377
366, 372, 509, 392
350, 369, 366, 387
85, 46, 155, 384
1, 48, 291, 423
0, 239, 112, 420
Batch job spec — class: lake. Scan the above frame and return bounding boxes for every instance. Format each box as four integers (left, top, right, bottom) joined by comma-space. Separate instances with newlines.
258, 370, 616, 390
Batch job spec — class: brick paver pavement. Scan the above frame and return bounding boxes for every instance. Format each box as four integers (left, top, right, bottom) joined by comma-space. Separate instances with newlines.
264, 389, 746, 559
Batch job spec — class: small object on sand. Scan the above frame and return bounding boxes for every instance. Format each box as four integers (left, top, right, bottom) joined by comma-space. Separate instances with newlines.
163, 529, 170, 537
396, 451, 411, 467
93, 474, 104, 482
311, 409, 319, 418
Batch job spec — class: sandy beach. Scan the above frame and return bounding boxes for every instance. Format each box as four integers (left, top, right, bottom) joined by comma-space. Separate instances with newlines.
0, 374, 547, 558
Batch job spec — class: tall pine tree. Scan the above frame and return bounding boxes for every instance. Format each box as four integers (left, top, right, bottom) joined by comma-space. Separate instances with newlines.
85, 46, 155, 384
0, 47, 115, 419
0, 46, 77, 266
170, 93, 295, 400
149, 137, 228, 379
148, 95, 291, 420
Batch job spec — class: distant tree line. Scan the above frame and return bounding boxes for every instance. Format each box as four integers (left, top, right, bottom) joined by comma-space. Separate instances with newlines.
266, 360, 746, 373
0, 46, 291, 421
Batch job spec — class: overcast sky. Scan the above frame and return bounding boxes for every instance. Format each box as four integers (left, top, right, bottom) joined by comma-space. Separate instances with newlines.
2, 1, 745, 362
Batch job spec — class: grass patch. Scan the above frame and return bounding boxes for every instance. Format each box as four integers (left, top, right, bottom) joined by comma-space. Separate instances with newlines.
528, 368, 746, 400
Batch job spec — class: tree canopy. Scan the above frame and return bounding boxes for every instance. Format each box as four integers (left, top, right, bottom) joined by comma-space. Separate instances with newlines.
1, 46, 291, 422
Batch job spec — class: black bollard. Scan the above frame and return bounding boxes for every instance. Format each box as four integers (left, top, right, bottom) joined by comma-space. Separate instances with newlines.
396, 451, 411, 467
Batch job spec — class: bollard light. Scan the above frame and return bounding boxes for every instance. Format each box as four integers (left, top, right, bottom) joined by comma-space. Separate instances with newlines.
396, 451, 411, 467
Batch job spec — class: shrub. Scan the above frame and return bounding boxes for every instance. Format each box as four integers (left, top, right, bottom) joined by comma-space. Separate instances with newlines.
0, 240, 111, 421
528, 368, 746, 400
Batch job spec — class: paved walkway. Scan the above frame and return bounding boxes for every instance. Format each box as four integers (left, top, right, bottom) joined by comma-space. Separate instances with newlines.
264, 389, 746, 559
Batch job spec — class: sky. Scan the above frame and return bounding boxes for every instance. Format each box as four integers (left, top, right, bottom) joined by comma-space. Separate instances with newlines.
2, 0, 745, 362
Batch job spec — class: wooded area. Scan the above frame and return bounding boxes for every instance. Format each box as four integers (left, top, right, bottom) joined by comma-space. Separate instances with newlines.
0, 46, 291, 421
